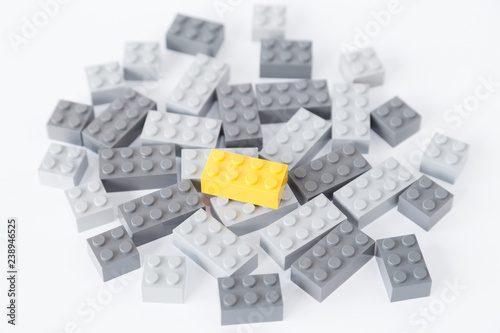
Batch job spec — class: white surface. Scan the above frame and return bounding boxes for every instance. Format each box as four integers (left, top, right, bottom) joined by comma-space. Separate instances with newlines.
0, 0, 499, 332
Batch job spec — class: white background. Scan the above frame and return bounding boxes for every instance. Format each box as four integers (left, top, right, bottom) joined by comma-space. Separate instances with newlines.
1, 0, 499, 332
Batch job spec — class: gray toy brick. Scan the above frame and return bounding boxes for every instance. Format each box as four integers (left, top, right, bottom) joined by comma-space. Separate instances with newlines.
65, 180, 115, 233
333, 157, 416, 229
141, 111, 222, 154
142, 255, 186, 303
289, 145, 371, 204
331, 83, 371, 153
118, 180, 204, 247
210, 184, 299, 236
339, 47, 385, 87
291, 221, 374, 302
260, 39, 312, 79
38, 143, 88, 189
82, 88, 156, 152
255, 80, 331, 123
98, 144, 177, 192
181, 147, 258, 190
259, 108, 331, 170
85, 61, 126, 105
252, 5, 286, 41
216, 83, 263, 149
123, 42, 161, 81
87, 226, 140, 282
218, 273, 283, 325
166, 14, 224, 56
173, 209, 258, 278
419, 133, 469, 184
375, 234, 432, 302
166, 53, 229, 116
46, 100, 94, 146
259, 194, 347, 270
398, 176, 454, 231
371, 96, 422, 147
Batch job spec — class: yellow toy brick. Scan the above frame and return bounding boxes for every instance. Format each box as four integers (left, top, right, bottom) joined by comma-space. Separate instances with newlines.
201, 149, 288, 209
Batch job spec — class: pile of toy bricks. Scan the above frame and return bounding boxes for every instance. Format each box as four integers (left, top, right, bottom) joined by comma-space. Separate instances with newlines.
38, 5, 469, 326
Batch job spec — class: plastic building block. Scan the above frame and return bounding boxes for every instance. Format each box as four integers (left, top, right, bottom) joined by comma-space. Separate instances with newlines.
260, 39, 312, 79
218, 273, 283, 325
210, 184, 299, 236
289, 145, 371, 204
371, 96, 421, 147
375, 234, 432, 302
216, 83, 263, 149
291, 221, 374, 302
46, 100, 94, 146
166, 53, 229, 116
333, 157, 416, 229
201, 149, 288, 209
259, 194, 347, 270
141, 111, 222, 153
173, 209, 258, 278
252, 5, 286, 41
65, 180, 115, 233
87, 226, 140, 282
398, 176, 454, 231
82, 88, 156, 152
166, 14, 224, 56
331, 83, 371, 153
419, 133, 469, 184
38, 143, 88, 189
118, 180, 204, 247
259, 108, 332, 170
181, 147, 258, 190
98, 144, 177, 192
142, 255, 186, 303
339, 47, 385, 87
123, 42, 161, 81
255, 80, 331, 123
85, 62, 125, 105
